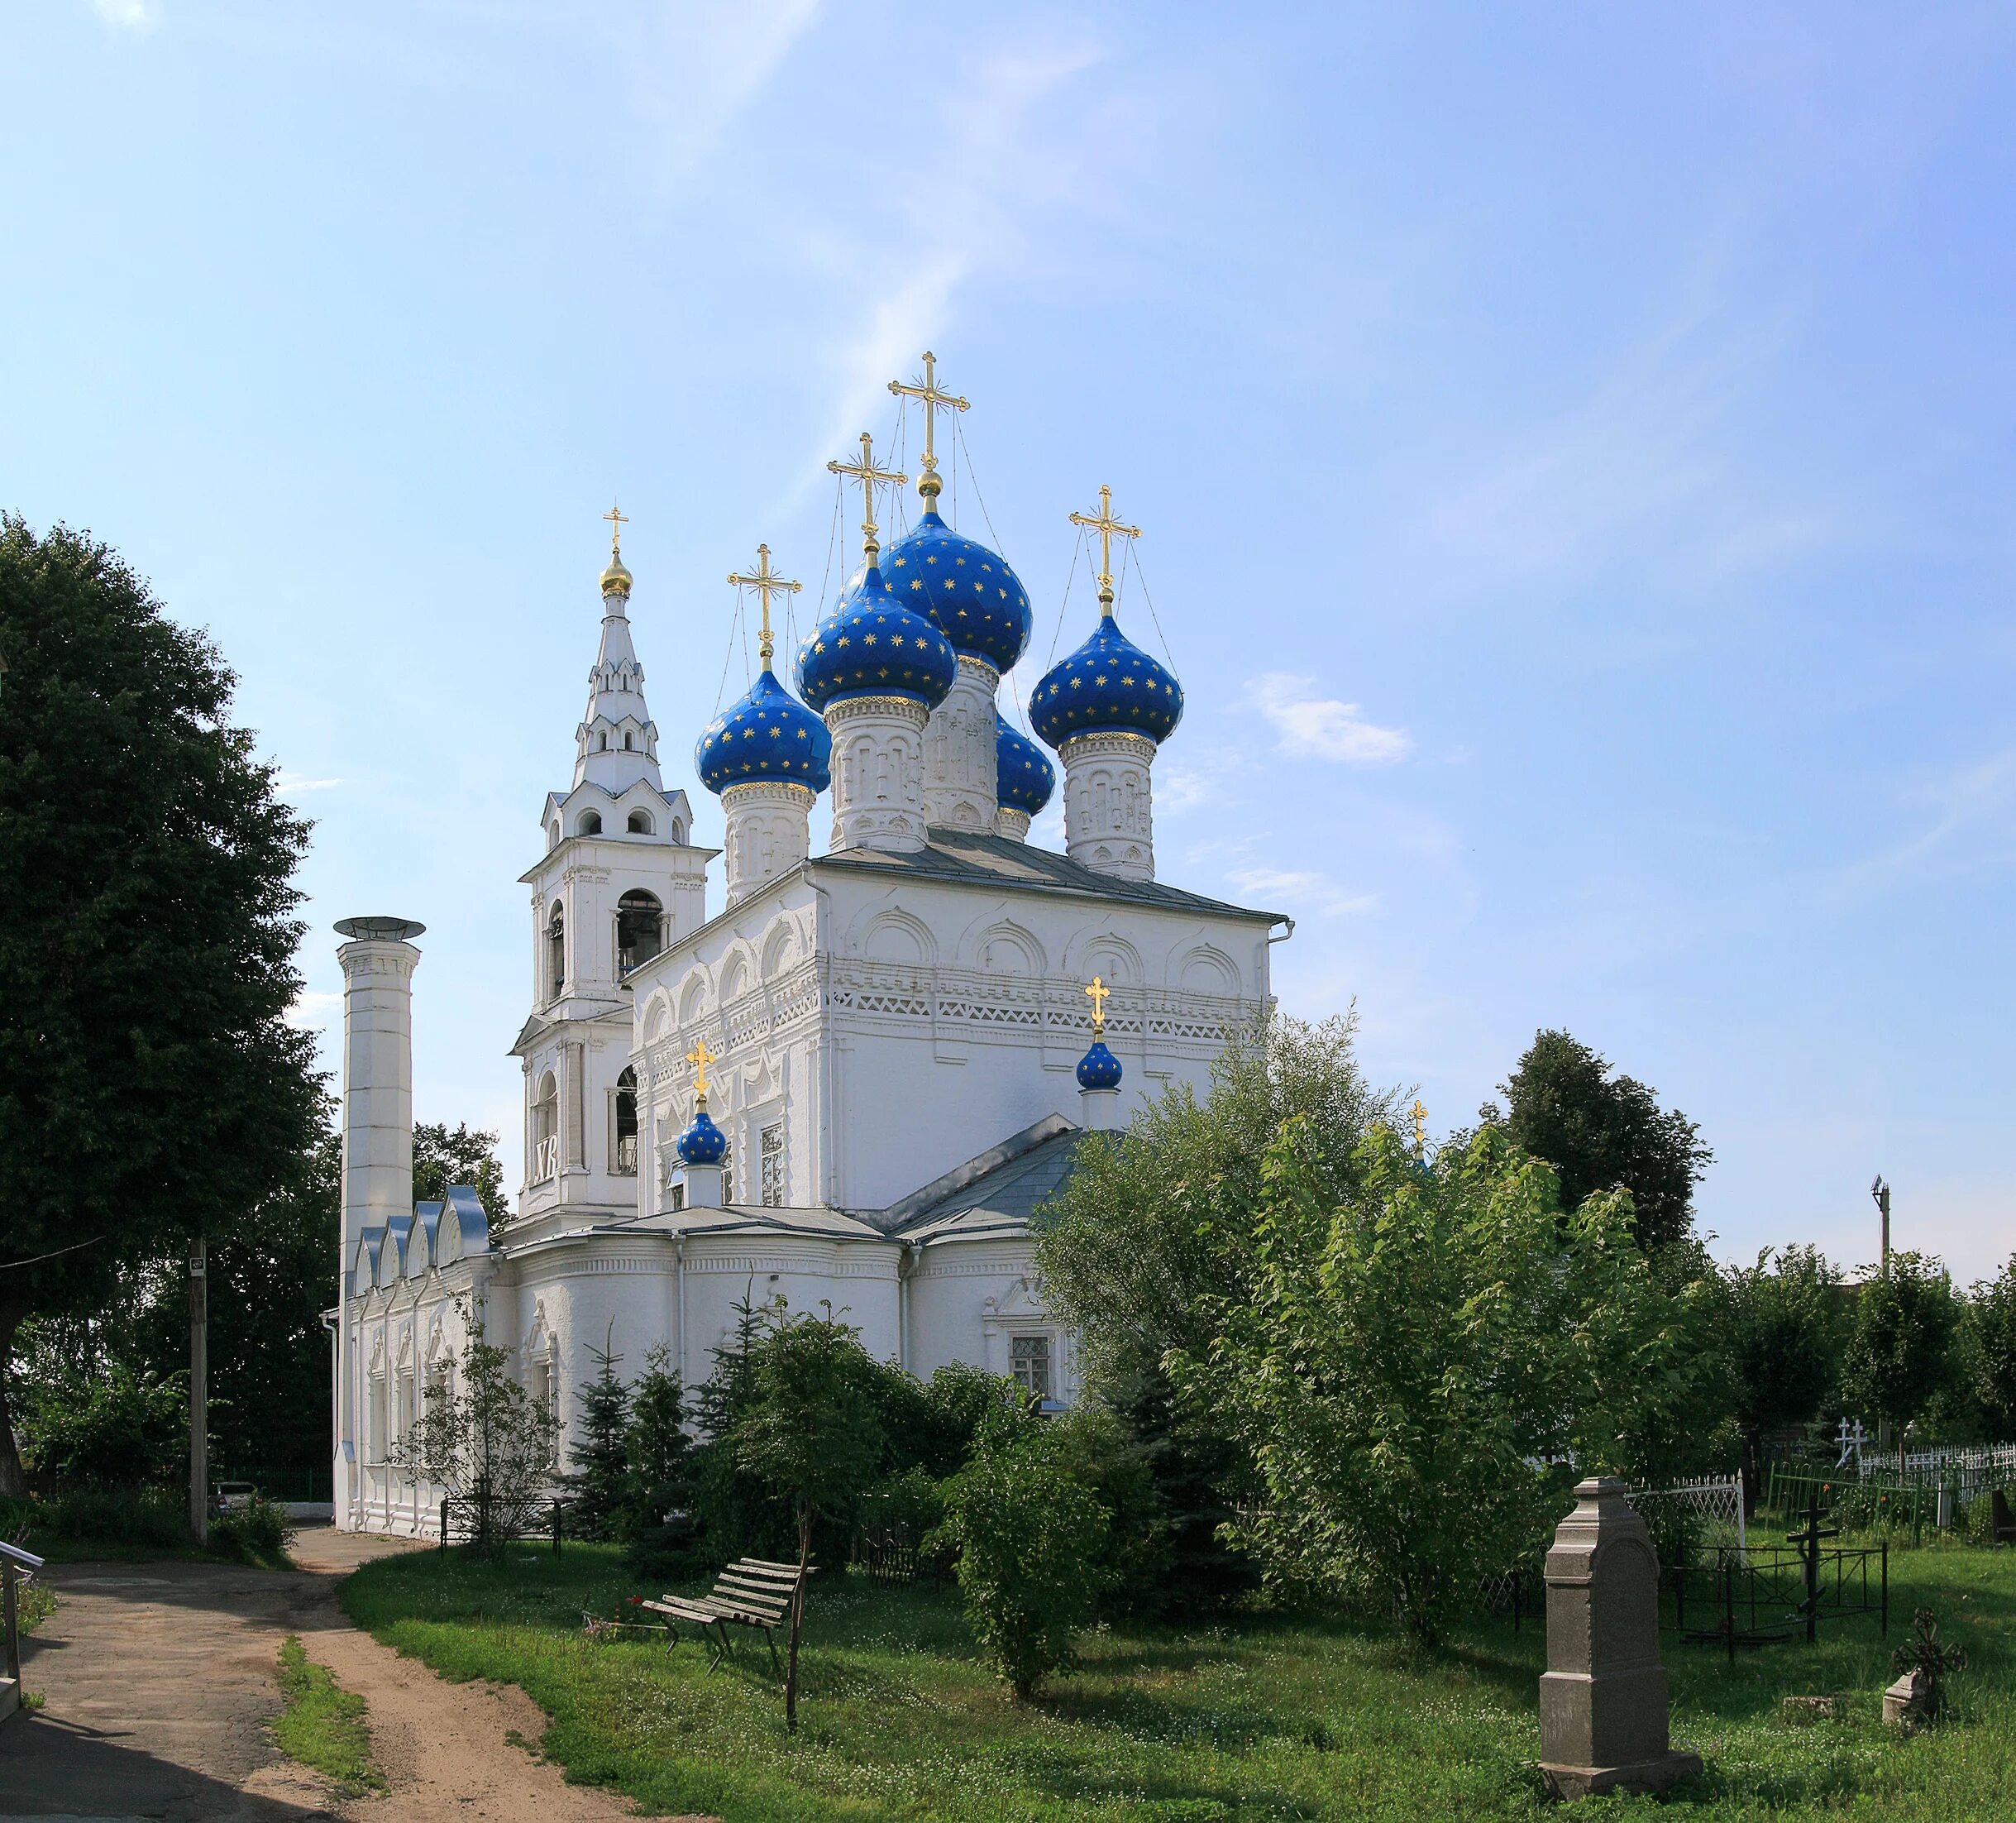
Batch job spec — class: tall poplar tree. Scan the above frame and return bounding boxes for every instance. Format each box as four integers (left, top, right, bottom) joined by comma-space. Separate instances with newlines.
0, 518, 322, 1494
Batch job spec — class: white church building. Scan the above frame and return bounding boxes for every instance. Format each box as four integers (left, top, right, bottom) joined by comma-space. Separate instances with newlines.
332, 374, 1287, 1534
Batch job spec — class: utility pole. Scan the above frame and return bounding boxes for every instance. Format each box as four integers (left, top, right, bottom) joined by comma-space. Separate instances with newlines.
188, 1237, 208, 1542
1870, 1175, 1891, 1277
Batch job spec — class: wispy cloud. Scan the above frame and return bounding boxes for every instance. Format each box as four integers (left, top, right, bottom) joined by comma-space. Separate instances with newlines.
1841, 746, 2016, 885
1155, 765, 1221, 814
91, 0, 156, 26
1229, 866, 1377, 918
276, 773, 345, 794
633, 0, 823, 185
1242, 672, 1411, 765
284, 988, 342, 1031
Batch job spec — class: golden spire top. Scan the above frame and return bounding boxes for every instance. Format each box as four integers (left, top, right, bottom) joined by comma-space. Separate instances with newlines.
1411, 1098, 1428, 1158
828, 431, 907, 560
1068, 484, 1141, 615
728, 543, 801, 667
686, 1036, 718, 1106
887, 351, 969, 507
1084, 974, 1111, 1040
600, 503, 633, 598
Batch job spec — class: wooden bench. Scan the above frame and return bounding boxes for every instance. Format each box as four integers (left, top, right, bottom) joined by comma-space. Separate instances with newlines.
642, 1557, 811, 1672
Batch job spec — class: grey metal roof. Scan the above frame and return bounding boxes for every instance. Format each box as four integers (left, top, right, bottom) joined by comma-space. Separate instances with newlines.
818, 827, 1285, 923
891, 1127, 1093, 1244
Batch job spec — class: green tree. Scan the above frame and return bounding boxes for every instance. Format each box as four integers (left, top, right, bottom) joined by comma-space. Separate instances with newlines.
1971, 1256, 2016, 1439
0, 519, 322, 1495
930, 1419, 1111, 1699
1494, 1029, 1711, 1256
1720, 1246, 1845, 1510
732, 1302, 885, 1731
389, 1299, 559, 1553
413, 1122, 511, 1229
1842, 1251, 1963, 1471
1034, 1009, 1395, 1613
1187, 1119, 1708, 1646
561, 1334, 632, 1542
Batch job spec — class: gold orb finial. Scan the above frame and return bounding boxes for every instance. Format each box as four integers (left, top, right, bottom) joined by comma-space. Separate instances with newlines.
600, 503, 633, 598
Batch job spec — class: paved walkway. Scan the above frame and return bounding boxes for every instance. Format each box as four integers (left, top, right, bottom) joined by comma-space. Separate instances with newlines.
0, 1526, 698, 1822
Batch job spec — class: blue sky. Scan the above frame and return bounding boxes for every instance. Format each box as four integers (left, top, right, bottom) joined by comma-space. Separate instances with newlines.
5, 2, 2012, 1280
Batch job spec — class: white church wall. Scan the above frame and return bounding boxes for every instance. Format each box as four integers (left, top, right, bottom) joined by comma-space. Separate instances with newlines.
679, 1235, 901, 1382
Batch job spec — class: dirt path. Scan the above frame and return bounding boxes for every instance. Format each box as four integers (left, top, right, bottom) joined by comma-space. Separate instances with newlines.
3, 1526, 707, 1823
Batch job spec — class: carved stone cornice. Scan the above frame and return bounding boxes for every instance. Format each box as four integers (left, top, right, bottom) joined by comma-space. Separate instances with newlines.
1058, 730, 1156, 766
824, 694, 931, 728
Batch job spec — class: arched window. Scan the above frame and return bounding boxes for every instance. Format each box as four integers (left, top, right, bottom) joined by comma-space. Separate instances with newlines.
626, 809, 653, 835
612, 1065, 638, 1175
532, 1071, 559, 1183
599, 730, 608, 751
578, 811, 603, 836
623, 730, 633, 751
547, 820, 560, 852
545, 903, 566, 1002
617, 890, 663, 974
670, 821, 686, 844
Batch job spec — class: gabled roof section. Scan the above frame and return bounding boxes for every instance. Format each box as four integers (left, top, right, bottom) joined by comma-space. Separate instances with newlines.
872, 1113, 1096, 1245
818, 827, 1285, 923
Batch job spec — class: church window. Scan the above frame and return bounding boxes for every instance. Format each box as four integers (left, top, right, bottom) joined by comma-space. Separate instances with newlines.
533, 1072, 559, 1182
579, 811, 604, 835
599, 731, 608, 751
760, 1123, 784, 1207
616, 890, 663, 974
722, 1163, 734, 1205
668, 1181, 686, 1212
623, 730, 633, 750
368, 1371, 388, 1464
613, 1067, 639, 1175
627, 809, 653, 835
1010, 1335, 1053, 1401
546, 905, 566, 1001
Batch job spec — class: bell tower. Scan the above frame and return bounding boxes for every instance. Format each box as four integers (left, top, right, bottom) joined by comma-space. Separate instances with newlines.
513, 516, 717, 1232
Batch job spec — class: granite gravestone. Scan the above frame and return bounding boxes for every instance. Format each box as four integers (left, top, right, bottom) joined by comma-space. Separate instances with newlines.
1538, 1476, 1702, 1799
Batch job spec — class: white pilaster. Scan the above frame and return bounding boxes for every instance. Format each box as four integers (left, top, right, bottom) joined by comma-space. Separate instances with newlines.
1059, 730, 1157, 881
723, 780, 814, 906
824, 694, 931, 854
923, 655, 1001, 831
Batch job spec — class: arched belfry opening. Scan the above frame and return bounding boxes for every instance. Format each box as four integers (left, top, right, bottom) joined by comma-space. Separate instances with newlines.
546, 903, 566, 1002
617, 889, 662, 974
613, 1065, 638, 1174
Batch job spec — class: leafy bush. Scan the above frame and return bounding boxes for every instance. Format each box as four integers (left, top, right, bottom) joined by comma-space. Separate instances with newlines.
17, 1359, 187, 1487
0, 1484, 190, 1549
931, 1423, 1111, 1699
210, 1491, 294, 1562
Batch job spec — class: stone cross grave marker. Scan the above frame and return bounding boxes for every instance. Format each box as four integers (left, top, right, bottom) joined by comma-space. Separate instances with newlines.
1538, 1476, 1703, 1800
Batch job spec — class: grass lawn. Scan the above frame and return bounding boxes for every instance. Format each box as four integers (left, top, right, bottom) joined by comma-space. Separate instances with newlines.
273, 1634, 385, 1798
342, 1541, 2016, 1822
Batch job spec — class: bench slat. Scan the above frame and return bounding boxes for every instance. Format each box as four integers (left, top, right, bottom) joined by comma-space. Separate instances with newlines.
717, 1572, 795, 1601
725, 1564, 803, 1586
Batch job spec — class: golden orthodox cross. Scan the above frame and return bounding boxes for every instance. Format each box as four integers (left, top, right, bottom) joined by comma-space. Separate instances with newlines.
603, 502, 628, 556
686, 1036, 718, 1102
1411, 1098, 1427, 1157
1068, 484, 1141, 612
1084, 974, 1111, 1038
728, 544, 801, 664
828, 432, 907, 558
887, 351, 969, 503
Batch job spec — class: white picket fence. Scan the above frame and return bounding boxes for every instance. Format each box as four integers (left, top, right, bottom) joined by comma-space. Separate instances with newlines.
1859, 1442, 2016, 1501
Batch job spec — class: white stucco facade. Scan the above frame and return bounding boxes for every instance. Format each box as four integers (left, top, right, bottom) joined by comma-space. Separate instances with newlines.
332, 519, 1284, 1538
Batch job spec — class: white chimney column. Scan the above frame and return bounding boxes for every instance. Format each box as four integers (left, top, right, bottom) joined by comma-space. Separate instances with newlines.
333, 916, 423, 1531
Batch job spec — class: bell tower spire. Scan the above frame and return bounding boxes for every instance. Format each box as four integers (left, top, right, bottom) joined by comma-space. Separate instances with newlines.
576, 505, 662, 792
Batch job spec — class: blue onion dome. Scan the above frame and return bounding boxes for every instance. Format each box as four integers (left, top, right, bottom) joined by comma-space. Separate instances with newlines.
676, 1106, 727, 1167
695, 665, 832, 796
795, 554, 958, 714
882, 509, 1033, 672
996, 711, 1055, 816
1030, 612, 1183, 750
1076, 1040, 1123, 1092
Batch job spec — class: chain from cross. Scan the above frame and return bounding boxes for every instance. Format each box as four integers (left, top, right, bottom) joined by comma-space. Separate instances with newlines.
603, 503, 628, 556
1084, 974, 1110, 1038
728, 544, 801, 663
685, 1036, 718, 1103
1411, 1098, 1428, 1157
887, 351, 969, 493
827, 431, 907, 557
1068, 483, 1141, 609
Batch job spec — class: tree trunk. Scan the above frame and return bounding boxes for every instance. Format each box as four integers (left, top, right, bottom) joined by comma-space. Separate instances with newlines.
784, 1507, 810, 1734
0, 1303, 26, 1499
